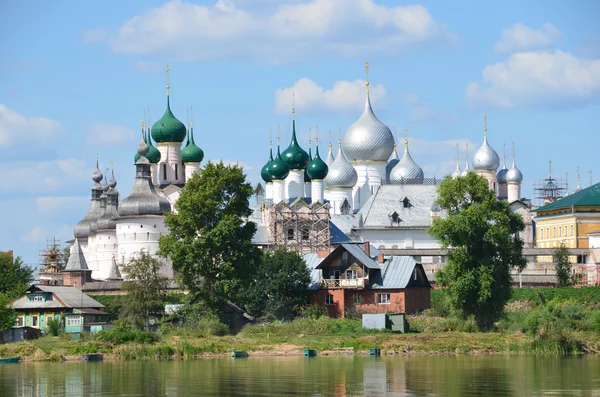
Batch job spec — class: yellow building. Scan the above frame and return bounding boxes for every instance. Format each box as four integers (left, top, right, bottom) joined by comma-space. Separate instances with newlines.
534, 182, 600, 262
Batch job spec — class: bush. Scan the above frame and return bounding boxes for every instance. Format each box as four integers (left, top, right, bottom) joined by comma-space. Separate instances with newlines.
45, 317, 63, 337
298, 304, 328, 319
95, 322, 157, 344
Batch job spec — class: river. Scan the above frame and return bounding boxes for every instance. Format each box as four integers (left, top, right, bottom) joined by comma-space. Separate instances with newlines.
1, 355, 599, 396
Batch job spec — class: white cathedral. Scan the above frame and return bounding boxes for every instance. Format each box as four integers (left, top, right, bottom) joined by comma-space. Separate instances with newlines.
69, 63, 527, 280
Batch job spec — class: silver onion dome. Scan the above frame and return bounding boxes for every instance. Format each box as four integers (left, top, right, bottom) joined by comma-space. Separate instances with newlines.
324, 142, 335, 189
451, 143, 461, 178
385, 143, 400, 182
472, 115, 500, 171
342, 81, 394, 162
496, 143, 508, 184
324, 141, 358, 189
505, 144, 523, 183
390, 140, 424, 184
118, 137, 171, 217
73, 160, 105, 238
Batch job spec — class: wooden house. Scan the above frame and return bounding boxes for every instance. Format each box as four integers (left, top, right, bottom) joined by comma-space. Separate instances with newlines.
307, 243, 431, 318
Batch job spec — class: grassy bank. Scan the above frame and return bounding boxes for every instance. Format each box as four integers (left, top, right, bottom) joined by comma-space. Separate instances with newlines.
3, 287, 600, 361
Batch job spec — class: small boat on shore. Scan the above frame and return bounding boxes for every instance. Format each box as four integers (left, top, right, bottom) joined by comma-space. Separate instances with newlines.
0, 356, 20, 364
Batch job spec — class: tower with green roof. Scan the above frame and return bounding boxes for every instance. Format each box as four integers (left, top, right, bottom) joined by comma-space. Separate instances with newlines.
181, 124, 204, 180
268, 138, 290, 204
151, 63, 186, 187
261, 139, 274, 200
307, 137, 329, 203
281, 104, 309, 200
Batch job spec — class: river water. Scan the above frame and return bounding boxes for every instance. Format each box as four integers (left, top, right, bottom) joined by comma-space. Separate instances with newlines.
1, 355, 599, 396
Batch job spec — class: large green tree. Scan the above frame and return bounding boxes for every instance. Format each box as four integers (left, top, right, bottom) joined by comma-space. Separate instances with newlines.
120, 252, 170, 330
429, 172, 526, 330
241, 248, 312, 320
553, 243, 572, 287
159, 161, 260, 308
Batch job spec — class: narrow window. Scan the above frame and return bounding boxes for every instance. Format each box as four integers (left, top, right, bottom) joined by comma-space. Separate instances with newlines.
287, 228, 295, 240
32, 316, 39, 327
325, 294, 334, 305
402, 198, 410, 208
162, 163, 167, 181
175, 164, 178, 180
302, 228, 309, 241
570, 225, 573, 236
147, 232, 150, 240
553, 227, 556, 238
559, 227, 561, 237
540, 228, 544, 239
346, 269, 357, 279
16, 317, 24, 327
353, 294, 361, 305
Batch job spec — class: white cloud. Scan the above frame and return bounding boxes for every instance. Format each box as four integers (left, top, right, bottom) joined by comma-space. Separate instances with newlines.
20, 227, 43, 243
85, 0, 455, 63
466, 50, 600, 110
494, 23, 561, 53
36, 196, 89, 214
401, 92, 458, 123
274, 78, 386, 114
0, 158, 89, 196
0, 104, 64, 148
86, 123, 136, 146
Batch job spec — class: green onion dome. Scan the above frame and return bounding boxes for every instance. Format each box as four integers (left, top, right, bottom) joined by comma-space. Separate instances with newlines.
281, 120, 310, 170
181, 127, 204, 163
268, 142, 290, 181
304, 145, 312, 183
151, 96, 187, 143
261, 143, 274, 183
307, 141, 328, 180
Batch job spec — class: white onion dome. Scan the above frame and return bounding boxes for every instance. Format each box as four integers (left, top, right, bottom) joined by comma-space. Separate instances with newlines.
325, 142, 335, 167
342, 84, 394, 163
390, 139, 424, 184
385, 143, 400, 182
118, 138, 171, 217
324, 141, 358, 189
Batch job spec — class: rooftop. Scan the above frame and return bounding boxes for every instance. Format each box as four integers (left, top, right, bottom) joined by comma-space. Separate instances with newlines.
535, 182, 600, 213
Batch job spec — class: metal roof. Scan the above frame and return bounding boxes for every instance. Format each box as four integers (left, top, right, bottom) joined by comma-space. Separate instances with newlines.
358, 184, 438, 228
303, 253, 324, 290
374, 256, 420, 289
13, 285, 104, 310
64, 239, 90, 272
330, 221, 353, 244
339, 243, 380, 269
535, 182, 600, 213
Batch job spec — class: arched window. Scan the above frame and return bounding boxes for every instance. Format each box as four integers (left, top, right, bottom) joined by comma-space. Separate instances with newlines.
287, 229, 295, 240
302, 229, 309, 241
162, 163, 167, 181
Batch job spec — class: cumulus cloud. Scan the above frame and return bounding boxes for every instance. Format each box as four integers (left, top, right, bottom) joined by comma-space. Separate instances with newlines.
466, 50, 600, 110
86, 123, 136, 146
494, 23, 561, 53
84, 0, 455, 63
274, 78, 386, 114
0, 104, 65, 148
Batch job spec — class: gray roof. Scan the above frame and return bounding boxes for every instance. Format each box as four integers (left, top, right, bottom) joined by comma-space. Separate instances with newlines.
303, 253, 324, 290
64, 239, 90, 272
340, 243, 379, 269
358, 184, 438, 228
330, 221, 352, 244
106, 256, 123, 281
375, 256, 420, 289
12, 285, 104, 310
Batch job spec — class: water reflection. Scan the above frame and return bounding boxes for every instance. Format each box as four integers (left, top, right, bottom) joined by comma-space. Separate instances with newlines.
0, 355, 599, 396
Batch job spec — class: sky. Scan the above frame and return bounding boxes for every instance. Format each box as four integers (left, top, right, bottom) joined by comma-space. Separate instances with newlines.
1, 0, 599, 267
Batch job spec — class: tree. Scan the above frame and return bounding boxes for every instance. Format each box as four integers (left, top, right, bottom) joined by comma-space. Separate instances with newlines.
0, 293, 16, 331
120, 252, 170, 330
159, 161, 261, 308
241, 249, 312, 320
0, 252, 34, 298
428, 172, 526, 330
553, 243, 572, 287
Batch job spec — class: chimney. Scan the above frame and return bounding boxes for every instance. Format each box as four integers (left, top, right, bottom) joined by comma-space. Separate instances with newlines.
363, 242, 370, 257
317, 249, 330, 258
377, 253, 385, 263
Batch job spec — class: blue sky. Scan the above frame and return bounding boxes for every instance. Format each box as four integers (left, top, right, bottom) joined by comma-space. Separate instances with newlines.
1, 0, 599, 267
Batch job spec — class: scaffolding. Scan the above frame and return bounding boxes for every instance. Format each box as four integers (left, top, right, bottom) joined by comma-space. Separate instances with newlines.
38, 237, 66, 286
533, 160, 567, 208
267, 200, 331, 255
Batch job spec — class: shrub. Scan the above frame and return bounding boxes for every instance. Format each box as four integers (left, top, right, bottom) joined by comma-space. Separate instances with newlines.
95, 322, 157, 344
45, 317, 63, 337
299, 304, 328, 319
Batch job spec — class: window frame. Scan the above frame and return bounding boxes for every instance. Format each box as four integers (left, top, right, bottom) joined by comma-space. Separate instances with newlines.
378, 293, 391, 305
346, 269, 357, 280
353, 294, 361, 305
31, 316, 39, 327
325, 294, 334, 306
287, 228, 295, 241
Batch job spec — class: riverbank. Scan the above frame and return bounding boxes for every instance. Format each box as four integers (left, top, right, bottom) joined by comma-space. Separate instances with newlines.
3, 322, 599, 362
